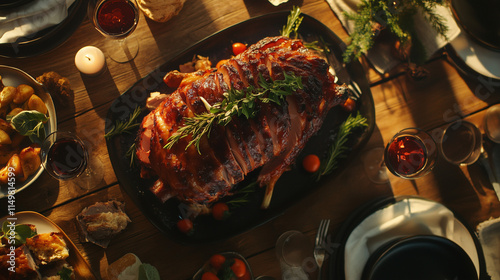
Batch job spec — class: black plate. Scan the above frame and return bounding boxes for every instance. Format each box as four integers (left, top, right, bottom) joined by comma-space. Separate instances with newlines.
329, 196, 488, 280
362, 235, 477, 280
105, 11, 375, 244
451, 0, 500, 51
0, 0, 86, 58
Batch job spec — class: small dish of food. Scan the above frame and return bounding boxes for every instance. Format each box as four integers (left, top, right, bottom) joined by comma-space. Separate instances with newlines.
0, 211, 97, 279
193, 252, 253, 280
0, 65, 57, 198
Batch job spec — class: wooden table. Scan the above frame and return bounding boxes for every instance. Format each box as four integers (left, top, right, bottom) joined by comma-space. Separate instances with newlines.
1, 0, 499, 279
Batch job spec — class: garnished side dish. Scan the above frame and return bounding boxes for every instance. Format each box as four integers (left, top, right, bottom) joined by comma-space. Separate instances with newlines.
0, 75, 49, 185
0, 221, 74, 280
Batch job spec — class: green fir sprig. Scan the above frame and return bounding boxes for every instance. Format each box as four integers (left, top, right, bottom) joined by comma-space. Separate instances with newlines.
343, 0, 449, 64
315, 112, 368, 181
164, 72, 303, 152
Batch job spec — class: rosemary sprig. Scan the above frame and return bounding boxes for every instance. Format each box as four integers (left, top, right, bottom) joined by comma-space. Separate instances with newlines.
226, 181, 258, 208
125, 142, 137, 167
105, 106, 142, 139
281, 6, 303, 38
164, 72, 303, 152
315, 112, 368, 181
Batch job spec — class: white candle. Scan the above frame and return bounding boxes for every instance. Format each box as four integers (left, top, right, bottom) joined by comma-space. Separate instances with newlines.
74, 46, 106, 76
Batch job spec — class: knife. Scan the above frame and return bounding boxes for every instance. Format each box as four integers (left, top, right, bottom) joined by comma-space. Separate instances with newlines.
480, 149, 500, 202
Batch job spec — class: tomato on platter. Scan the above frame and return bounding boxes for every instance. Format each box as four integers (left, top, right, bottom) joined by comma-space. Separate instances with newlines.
302, 154, 321, 173
231, 258, 247, 278
201, 271, 220, 280
341, 97, 356, 112
232, 43, 247, 56
209, 254, 226, 270
212, 202, 230, 220
176, 218, 194, 235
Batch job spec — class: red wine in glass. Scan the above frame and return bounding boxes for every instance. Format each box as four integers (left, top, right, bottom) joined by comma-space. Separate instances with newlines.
93, 0, 140, 63
41, 132, 89, 180
95, 0, 138, 38
384, 128, 437, 179
386, 135, 426, 176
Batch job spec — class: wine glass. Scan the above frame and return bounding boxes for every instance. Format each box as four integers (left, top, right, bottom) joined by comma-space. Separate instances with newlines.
93, 0, 139, 63
363, 128, 438, 183
40, 131, 103, 190
384, 128, 438, 179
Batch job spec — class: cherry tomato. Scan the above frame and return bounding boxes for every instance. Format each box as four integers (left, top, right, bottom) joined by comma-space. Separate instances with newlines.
341, 97, 356, 112
238, 269, 251, 280
212, 202, 230, 221
231, 258, 247, 278
232, 43, 247, 56
302, 154, 321, 173
176, 218, 193, 235
201, 271, 220, 280
209, 254, 226, 270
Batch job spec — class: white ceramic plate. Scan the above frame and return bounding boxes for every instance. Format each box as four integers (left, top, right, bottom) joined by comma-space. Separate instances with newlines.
1, 211, 97, 279
344, 197, 480, 280
448, 31, 500, 80
0, 65, 57, 198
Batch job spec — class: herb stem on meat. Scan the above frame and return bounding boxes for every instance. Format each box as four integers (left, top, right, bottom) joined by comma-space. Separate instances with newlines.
164, 72, 303, 153
315, 112, 368, 180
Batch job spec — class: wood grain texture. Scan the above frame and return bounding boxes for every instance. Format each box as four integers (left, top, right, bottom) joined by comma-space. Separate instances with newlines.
1, 0, 499, 279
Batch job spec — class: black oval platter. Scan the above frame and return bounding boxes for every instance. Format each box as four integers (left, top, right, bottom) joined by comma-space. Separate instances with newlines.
105, 11, 375, 244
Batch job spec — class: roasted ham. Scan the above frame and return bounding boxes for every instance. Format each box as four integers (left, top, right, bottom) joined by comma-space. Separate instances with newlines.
136, 36, 348, 208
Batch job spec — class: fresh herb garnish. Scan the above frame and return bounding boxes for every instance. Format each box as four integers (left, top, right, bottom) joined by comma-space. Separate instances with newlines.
226, 181, 258, 208
105, 106, 142, 139
126, 142, 137, 167
315, 112, 368, 180
57, 266, 73, 280
281, 6, 303, 38
164, 73, 303, 152
10, 110, 49, 144
1, 221, 37, 247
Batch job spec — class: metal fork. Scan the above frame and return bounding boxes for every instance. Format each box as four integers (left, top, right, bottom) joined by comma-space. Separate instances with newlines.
314, 219, 330, 280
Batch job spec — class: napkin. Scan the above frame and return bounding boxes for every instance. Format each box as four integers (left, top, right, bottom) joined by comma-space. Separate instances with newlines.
326, 0, 461, 73
0, 0, 75, 44
344, 197, 480, 280
477, 217, 500, 280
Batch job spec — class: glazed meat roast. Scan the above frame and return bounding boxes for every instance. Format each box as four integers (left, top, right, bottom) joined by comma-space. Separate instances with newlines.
136, 36, 348, 208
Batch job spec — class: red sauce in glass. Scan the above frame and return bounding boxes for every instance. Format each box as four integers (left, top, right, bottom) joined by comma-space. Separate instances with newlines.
97, 0, 136, 35
386, 135, 427, 176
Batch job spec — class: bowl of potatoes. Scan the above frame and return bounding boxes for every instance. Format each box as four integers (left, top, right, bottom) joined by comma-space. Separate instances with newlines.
0, 65, 57, 198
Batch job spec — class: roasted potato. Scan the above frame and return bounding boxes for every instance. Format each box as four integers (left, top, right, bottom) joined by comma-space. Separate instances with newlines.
14, 84, 34, 104
0, 129, 11, 145
0, 154, 23, 184
7, 107, 23, 120
27, 94, 47, 114
0, 119, 13, 134
0, 86, 16, 108
19, 145, 41, 180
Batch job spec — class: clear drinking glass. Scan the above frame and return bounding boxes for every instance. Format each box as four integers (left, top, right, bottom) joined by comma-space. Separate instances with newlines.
385, 128, 438, 179
41, 131, 103, 190
363, 128, 437, 183
93, 0, 140, 63
440, 120, 482, 166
